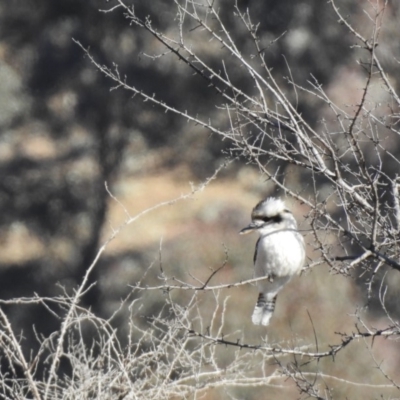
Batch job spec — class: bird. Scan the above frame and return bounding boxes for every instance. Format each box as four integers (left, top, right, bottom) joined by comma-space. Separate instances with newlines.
240, 197, 305, 326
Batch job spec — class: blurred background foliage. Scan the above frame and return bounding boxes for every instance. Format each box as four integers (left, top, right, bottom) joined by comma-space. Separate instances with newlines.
1, 0, 400, 398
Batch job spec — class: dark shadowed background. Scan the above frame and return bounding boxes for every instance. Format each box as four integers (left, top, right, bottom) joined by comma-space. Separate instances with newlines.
1, 1, 400, 398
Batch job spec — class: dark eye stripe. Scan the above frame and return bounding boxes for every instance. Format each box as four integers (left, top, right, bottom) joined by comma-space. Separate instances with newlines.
256, 215, 282, 223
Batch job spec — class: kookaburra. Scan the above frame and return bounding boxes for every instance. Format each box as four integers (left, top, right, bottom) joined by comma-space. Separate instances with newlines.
240, 197, 305, 326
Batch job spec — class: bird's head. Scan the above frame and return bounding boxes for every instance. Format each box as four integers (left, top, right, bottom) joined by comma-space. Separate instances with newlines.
240, 197, 296, 235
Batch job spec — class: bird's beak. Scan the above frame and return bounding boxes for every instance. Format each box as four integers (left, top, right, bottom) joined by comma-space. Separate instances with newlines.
239, 222, 258, 235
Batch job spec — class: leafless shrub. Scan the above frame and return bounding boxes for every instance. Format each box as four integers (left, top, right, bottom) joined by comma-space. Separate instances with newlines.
2, 0, 400, 398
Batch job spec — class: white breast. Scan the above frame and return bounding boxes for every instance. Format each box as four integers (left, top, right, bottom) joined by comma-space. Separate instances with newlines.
255, 230, 305, 278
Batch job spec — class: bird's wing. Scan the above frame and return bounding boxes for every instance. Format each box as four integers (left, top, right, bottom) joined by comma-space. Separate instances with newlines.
253, 237, 260, 265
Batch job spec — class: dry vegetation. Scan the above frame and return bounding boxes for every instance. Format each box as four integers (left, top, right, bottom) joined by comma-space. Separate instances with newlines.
1, 0, 400, 399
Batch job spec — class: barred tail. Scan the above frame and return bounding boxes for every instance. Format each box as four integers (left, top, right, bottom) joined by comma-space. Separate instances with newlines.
252, 293, 277, 326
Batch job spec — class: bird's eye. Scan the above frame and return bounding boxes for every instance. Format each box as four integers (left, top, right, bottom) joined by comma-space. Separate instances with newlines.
261, 216, 282, 223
